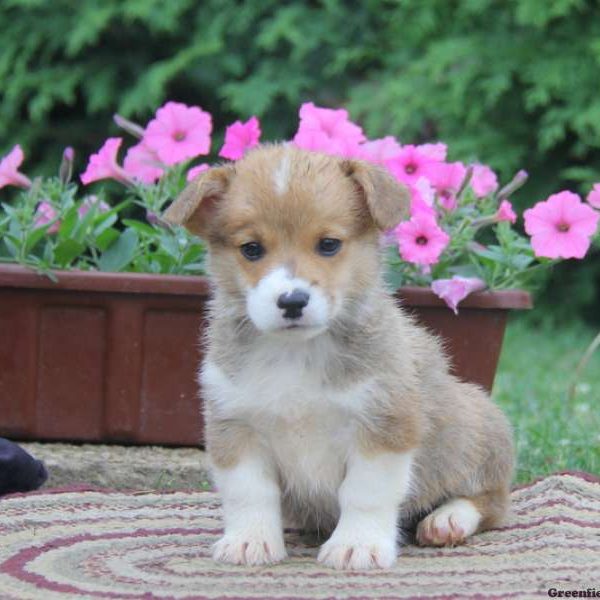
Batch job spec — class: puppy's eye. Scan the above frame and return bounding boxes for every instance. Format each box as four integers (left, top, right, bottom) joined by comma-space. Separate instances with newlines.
240, 241, 265, 261
316, 238, 342, 256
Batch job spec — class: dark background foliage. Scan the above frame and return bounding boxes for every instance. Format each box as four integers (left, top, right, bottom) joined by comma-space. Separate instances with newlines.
1, 0, 599, 320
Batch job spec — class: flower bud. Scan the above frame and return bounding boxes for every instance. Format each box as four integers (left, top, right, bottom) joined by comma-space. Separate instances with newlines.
497, 170, 528, 199
456, 165, 474, 201
113, 114, 145, 139
146, 210, 170, 229
146, 210, 160, 226
59, 147, 74, 184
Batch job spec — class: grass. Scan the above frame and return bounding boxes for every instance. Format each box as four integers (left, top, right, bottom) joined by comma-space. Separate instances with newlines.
493, 316, 600, 483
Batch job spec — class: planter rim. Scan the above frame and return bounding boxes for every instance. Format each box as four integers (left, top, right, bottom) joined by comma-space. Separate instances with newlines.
0, 264, 532, 309
396, 286, 532, 310
0, 264, 211, 297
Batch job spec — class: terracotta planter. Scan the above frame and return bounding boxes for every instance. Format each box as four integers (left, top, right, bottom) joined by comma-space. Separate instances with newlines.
0, 264, 531, 446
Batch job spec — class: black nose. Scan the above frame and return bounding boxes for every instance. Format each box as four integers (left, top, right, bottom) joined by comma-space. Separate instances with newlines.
277, 289, 310, 319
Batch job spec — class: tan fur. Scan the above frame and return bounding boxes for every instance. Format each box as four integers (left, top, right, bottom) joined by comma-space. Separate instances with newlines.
203, 402, 257, 470
164, 143, 514, 542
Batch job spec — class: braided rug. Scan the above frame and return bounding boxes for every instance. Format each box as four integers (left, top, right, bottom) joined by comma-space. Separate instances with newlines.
0, 472, 598, 599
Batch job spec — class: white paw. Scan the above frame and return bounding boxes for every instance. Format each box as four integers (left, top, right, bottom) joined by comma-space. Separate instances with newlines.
213, 531, 287, 566
317, 534, 397, 570
416, 499, 481, 547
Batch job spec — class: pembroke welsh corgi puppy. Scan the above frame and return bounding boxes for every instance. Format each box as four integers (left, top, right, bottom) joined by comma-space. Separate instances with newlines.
163, 144, 514, 570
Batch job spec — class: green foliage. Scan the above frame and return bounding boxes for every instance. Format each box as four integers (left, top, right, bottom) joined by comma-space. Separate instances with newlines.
0, 165, 205, 277
3, 0, 600, 192
2, 0, 600, 314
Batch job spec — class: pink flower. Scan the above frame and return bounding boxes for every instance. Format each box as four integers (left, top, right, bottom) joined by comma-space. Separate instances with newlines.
219, 116, 261, 160
293, 102, 365, 157
186, 164, 209, 182
471, 164, 498, 198
78, 196, 110, 218
431, 276, 487, 314
80, 138, 133, 186
395, 214, 450, 265
384, 145, 438, 185
63, 147, 75, 162
34, 201, 60, 234
423, 161, 467, 211
123, 142, 164, 184
586, 184, 600, 209
524, 191, 600, 259
417, 142, 447, 162
409, 177, 436, 218
495, 200, 517, 224
358, 136, 402, 164
144, 101, 212, 166
0, 145, 32, 189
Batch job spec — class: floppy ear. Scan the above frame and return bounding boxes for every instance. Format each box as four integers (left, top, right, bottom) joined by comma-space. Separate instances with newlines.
162, 165, 234, 238
341, 160, 410, 230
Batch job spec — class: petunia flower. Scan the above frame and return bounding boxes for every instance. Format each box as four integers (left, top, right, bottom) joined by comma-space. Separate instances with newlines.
422, 161, 467, 211
416, 142, 447, 162
586, 183, 600, 209
495, 200, 517, 224
219, 116, 261, 160
524, 191, 600, 259
0, 145, 32, 189
186, 164, 210, 182
409, 177, 437, 218
431, 276, 487, 314
34, 201, 60, 234
471, 164, 498, 198
358, 136, 402, 164
123, 142, 164, 184
395, 214, 450, 265
80, 138, 134, 186
384, 145, 438, 186
144, 101, 212, 166
293, 102, 365, 157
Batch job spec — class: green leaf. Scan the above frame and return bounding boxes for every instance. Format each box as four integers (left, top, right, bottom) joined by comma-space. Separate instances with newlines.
181, 244, 204, 264
92, 212, 118, 236
182, 262, 205, 273
54, 238, 86, 266
95, 227, 120, 252
3, 236, 18, 259
122, 219, 158, 237
98, 229, 139, 272
24, 226, 51, 253
159, 233, 182, 259
510, 254, 536, 270
472, 245, 506, 263
58, 206, 79, 241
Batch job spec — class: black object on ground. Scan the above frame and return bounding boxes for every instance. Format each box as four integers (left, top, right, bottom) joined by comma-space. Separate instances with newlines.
0, 438, 48, 495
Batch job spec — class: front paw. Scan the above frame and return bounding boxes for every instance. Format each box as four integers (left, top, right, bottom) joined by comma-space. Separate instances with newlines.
213, 532, 287, 566
317, 533, 397, 570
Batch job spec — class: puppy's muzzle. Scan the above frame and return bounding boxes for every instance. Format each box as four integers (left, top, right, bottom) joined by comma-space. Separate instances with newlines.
277, 288, 310, 320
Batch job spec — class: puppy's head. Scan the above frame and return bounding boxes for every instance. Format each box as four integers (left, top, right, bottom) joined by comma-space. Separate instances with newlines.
163, 144, 409, 338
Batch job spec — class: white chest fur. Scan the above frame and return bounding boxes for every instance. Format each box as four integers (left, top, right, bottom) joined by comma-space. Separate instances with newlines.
201, 337, 377, 509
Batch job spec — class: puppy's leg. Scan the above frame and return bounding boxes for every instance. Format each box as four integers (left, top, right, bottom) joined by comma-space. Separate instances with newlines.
416, 488, 509, 547
212, 453, 287, 566
318, 450, 413, 570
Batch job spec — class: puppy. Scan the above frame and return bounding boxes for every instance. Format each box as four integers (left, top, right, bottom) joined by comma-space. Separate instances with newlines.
163, 144, 514, 570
